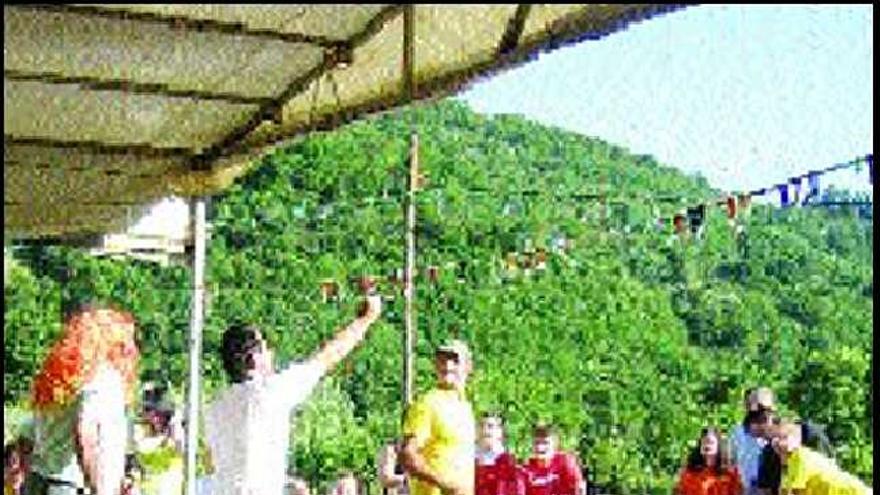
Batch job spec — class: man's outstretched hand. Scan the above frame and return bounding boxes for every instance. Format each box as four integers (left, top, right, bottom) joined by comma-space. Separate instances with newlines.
358, 294, 383, 322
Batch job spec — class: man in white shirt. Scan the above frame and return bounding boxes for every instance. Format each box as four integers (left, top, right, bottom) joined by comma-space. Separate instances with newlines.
204, 293, 382, 495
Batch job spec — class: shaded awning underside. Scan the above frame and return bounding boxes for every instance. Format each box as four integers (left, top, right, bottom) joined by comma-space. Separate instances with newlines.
4, 4, 686, 238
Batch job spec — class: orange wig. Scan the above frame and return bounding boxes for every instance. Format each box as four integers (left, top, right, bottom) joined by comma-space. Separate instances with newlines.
32, 307, 139, 410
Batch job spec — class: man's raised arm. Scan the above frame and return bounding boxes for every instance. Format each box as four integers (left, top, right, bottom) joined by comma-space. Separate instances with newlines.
307, 294, 382, 372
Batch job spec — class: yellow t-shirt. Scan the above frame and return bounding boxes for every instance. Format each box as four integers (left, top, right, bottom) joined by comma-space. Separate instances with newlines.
781, 447, 871, 495
403, 387, 475, 495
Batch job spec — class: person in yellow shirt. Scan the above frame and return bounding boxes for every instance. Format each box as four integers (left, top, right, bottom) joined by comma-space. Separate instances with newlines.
771, 422, 871, 495
401, 340, 476, 495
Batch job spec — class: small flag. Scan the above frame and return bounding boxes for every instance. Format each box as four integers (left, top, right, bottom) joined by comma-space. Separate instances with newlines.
777, 184, 790, 207
806, 173, 820, 204
789, 177, 802, 206
737, 193, 752, 221
687, 205, 706, 236
673, 214, 687, 235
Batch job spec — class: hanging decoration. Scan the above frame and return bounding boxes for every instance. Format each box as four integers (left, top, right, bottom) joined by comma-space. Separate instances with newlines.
806, 173, 821, 205
687, 204, 706, 237
789, 177, 802, 206
777, 184, 790, 207
673, 213, 687, 236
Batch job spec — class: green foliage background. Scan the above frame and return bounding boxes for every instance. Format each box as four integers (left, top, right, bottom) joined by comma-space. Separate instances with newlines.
4, 100, 873, 493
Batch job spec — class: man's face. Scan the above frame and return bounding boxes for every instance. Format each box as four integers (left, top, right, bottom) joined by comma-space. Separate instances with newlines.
479, 417, 504, 449
749, 413, 775, 439
144, 409, 165, 434
532, 434, 555, 460
435, 352, 466, 389
250, 333, 274, 378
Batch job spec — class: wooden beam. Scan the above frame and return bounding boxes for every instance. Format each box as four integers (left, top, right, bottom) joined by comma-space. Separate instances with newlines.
12, 4, 346, 48
5, 69, 272, 106
497, 5, 533, 56
190, 5, 406, 171
4, 135, 194, 158
217, 5, 688, 161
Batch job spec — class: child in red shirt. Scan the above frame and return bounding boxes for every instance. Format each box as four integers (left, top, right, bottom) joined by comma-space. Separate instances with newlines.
521, 425, 585, 495
476, 414, 523, 495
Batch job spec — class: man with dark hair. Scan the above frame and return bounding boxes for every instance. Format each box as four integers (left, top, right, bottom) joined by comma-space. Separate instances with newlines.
204, 293, 382, 495
521, 424, 584, 495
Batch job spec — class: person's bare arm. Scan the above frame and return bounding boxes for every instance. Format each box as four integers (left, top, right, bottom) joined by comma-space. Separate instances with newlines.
400, 435, 465, 495
307, 294, 382, 372
75, 413, 101, 494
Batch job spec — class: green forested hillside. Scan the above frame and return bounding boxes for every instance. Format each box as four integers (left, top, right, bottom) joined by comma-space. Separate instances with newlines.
4, 100, 873, 493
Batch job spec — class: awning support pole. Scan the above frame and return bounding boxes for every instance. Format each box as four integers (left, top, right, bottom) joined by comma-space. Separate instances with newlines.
185, 197, 207, 495
402, 4, 416, 409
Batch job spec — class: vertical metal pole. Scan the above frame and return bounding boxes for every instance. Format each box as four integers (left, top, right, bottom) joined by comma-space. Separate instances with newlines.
185, 197, 206, 495
402, 4, 416, 408
405, 133, 418, 407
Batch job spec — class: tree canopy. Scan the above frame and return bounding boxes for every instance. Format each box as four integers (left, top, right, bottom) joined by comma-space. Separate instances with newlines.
4, 99, 873, 493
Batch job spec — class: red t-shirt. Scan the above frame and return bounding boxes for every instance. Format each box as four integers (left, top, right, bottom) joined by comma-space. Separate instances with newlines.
476, 451, 523, 495
522, 453, 584, 495
675, 467, 742, 495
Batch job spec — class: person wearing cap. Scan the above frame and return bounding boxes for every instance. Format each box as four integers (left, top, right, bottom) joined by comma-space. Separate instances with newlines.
401, 340, 476, 495
475, 413, 523, 495
521, 425, 584, 495
204, 292, 382, 495
730, 388, 775, 495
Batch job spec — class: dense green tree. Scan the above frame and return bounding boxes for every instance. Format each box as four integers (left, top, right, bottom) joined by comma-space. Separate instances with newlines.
4, 100, 872, 491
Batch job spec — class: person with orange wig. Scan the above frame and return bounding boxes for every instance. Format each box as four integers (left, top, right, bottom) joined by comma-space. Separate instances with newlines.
23, 303, 139, 495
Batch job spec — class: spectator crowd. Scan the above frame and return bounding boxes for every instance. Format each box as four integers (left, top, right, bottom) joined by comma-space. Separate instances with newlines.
4, 299, 871, 495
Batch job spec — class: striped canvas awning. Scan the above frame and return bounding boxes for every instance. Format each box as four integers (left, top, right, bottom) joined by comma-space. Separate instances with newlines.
4, 4, 685, 238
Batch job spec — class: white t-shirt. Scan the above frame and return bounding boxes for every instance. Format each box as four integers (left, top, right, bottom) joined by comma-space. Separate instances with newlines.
204, 361, 325, 495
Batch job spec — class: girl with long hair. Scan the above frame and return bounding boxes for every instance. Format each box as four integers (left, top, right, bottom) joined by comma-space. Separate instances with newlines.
676, 427, 743, 495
